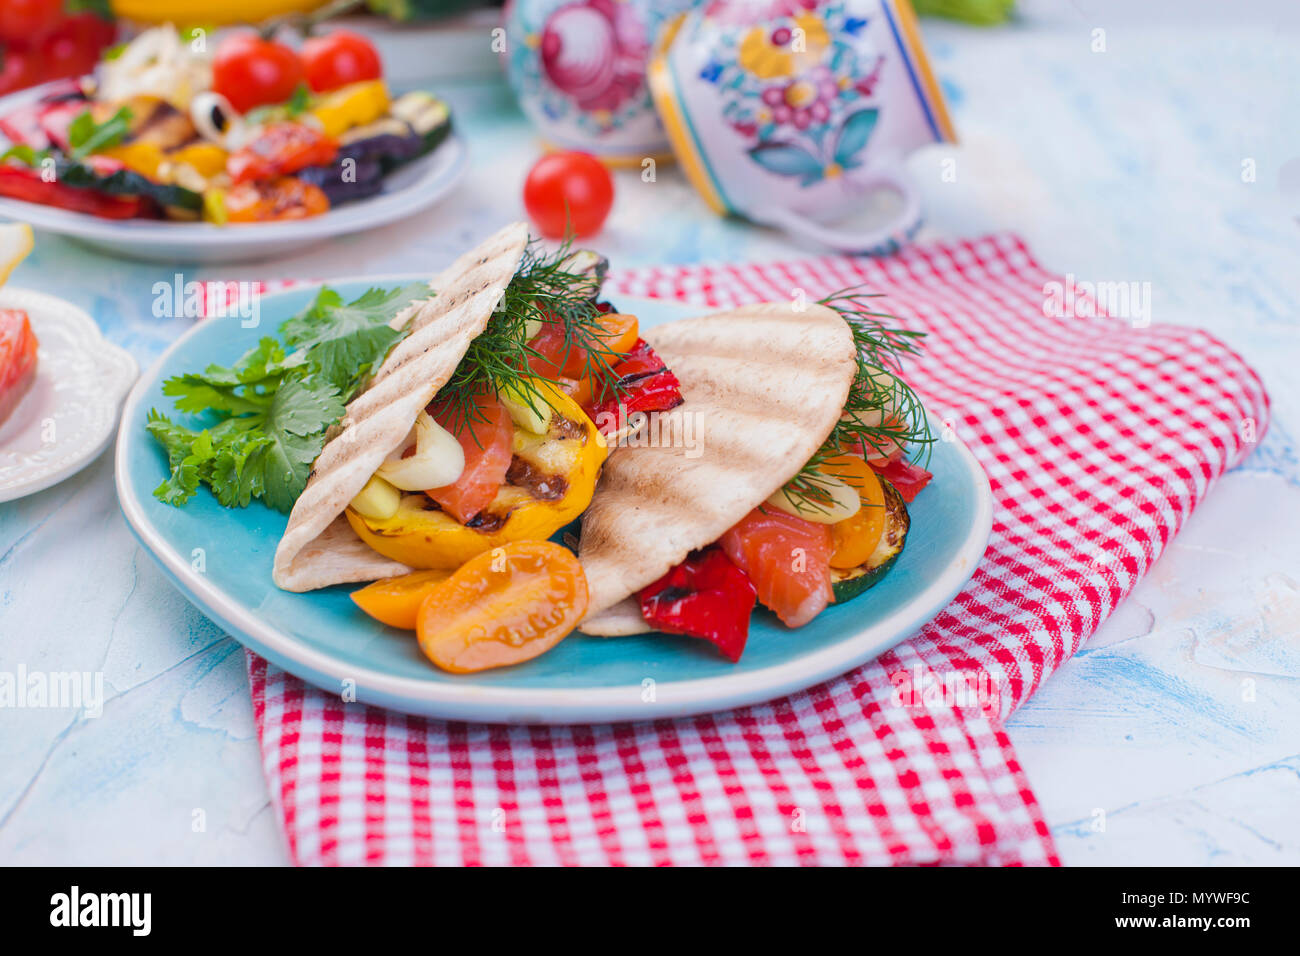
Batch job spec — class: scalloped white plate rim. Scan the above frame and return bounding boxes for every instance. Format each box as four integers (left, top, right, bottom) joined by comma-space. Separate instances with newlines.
0, 286, 138, 501
116, 286, 994, 723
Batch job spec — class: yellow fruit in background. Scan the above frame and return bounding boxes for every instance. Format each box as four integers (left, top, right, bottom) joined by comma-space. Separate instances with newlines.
109, 0, 330, 27
0, 224, 35, 290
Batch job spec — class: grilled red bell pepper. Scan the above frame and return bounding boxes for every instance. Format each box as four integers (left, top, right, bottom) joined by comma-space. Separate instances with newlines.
223, 176, 330, 222
0, 103, 52, 150
227, 122, 338, 185
585, 338, 683, 436
639, 547, 758, 662
868, 453, 932, 502
0, 83, 87, 149
0, 162, 147, 218
36, 100, 88, 154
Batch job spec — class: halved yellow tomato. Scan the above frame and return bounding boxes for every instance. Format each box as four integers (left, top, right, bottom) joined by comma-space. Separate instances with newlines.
824, 454, 888, 570
416, 541, 589, 673
351, 569, 451, 630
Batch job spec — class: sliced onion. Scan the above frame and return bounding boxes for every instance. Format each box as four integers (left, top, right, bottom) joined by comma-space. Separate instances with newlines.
190, 91, 249, 147
376, 412, 464, 491
765, 473, 861, 524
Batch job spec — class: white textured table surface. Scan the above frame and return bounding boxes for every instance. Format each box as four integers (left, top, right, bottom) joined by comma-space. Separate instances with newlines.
1, 10, 1297, 866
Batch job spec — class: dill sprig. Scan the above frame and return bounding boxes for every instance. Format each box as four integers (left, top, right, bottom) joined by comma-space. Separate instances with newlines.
780, 286, 934, 513
437, 235, 627, 432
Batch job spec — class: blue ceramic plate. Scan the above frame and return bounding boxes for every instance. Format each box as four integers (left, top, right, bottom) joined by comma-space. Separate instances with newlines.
116, 283, 992, 723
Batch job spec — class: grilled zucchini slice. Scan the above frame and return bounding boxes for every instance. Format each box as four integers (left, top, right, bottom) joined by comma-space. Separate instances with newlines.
831, 477, 910, 602
389, 91, 452, 154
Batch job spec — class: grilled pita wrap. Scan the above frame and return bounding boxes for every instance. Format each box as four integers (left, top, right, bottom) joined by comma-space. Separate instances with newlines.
273, 222, 529, 591
577, 302, 858, 635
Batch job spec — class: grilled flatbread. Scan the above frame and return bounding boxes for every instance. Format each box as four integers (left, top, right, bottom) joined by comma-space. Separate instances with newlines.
578, 302, 857, 635
272, 222, 529, 591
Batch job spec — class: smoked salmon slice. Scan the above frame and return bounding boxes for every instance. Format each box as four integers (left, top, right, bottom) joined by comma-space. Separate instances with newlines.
720, 506, 835, 628
425, 391, 514, 524
0, 309, 38, 428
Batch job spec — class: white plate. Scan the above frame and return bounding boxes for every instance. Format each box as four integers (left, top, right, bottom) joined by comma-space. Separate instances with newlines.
0, 287, 137, 502
0, 82, 468, 264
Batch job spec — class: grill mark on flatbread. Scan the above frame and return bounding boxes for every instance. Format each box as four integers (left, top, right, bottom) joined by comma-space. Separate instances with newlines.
577, 302, 856, 634
594, 408, 817, 495
272, 222, 530, 591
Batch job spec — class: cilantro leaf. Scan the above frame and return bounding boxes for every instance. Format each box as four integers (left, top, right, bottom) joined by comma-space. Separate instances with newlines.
208, 430, 273, 509
281, 283, 428, 348
146, 412, 214, 506
309, 324, 406, 398
160, 338, 290, 415
256, 378, 344, 512
147, 282, 422, 514
281, 282, 428, 400
265, 375, 344, 439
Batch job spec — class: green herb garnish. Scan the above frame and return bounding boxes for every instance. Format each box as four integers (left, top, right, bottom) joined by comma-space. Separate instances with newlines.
281, 281, 429, 397
148, 235, 626, 512
286, 83, 312, 117
437, 236, 623, 434
147, 283, 427, 512
781, 287, 933, 513
67, 106, 133, 160
1, 145, 50, 167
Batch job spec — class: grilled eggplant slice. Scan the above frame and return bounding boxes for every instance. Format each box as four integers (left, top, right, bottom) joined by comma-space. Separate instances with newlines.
339, 117, 425, 169
830, 477, 910, 602
296, 156, 385, 204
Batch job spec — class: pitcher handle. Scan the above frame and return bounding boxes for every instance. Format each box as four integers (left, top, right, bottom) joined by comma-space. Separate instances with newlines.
756, 168, 922, 255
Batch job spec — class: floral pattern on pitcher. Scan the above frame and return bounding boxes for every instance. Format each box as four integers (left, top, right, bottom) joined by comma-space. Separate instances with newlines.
504, 0, 697, 150
698, 1, 886, 186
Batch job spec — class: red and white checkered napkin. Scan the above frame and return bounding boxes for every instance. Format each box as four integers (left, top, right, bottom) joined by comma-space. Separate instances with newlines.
244, 234, 1269, 866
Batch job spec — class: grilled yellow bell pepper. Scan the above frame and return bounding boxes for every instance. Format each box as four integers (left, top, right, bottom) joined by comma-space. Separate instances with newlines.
310, 81, 391, 139
202, 188, 227, 224
346, 384, 606, 570
169, 143, 228, 179
100, 142, 165, 179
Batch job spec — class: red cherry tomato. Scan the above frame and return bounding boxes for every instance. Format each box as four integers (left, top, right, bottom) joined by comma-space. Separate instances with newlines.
301, 29, 382, 93
0, 45, 43, 95
523, 151, 614, 238
213, 32, 305, 116
38, 14, 116, 83
70, 12, 117, 50
0, 0, 63, 45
